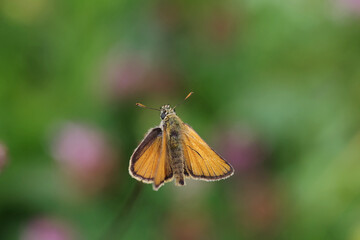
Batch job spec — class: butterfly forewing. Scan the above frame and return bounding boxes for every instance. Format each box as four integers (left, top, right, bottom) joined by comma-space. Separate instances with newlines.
130, 128, 163, 182
129, 127, 173, 190
182, 124, 234, 180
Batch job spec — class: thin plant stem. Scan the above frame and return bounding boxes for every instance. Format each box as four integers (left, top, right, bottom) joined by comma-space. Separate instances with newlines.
100, 182, 143, 240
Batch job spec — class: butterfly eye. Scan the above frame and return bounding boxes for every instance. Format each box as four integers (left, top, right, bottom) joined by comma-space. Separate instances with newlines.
161, 111, 166, 120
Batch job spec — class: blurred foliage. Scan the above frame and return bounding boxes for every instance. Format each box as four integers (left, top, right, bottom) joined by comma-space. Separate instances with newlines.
1, 0, 360, 239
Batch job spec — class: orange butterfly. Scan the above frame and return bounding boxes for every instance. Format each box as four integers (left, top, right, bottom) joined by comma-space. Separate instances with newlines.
129, 92, 234, 190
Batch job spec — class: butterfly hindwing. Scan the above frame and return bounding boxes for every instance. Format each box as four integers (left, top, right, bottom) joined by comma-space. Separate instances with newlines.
182, 124, 234, 180
153, 127, 173, 190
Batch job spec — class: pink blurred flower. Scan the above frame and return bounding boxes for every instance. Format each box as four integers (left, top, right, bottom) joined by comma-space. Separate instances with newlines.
104, 54, 149, 99
51, 123, 118, 194
21, 217, 78, 240
215, 126, 267, 174
336, 0, 360, 13
0, 142, 8, 171
102, 52, 178, 100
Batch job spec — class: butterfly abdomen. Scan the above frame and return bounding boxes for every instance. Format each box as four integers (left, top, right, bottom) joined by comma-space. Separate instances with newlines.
165, 115, 185, 186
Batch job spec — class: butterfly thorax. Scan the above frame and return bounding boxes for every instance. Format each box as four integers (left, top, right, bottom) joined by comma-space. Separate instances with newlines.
162, 113, 185, 186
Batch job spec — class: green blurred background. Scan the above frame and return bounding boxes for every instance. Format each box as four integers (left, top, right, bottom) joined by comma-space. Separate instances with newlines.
1, 0, 360, 239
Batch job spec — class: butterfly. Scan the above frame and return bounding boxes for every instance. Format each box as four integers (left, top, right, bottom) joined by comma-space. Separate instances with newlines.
129, 92, 234, 190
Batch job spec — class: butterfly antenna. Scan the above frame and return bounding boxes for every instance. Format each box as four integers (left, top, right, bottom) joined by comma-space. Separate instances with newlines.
136, 103, 160, 111
174, 92, 194, 109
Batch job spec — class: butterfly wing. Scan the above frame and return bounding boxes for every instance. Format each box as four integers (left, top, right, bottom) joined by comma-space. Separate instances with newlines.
182, 124, 234, 180
129, 128, 162, 183
153, 126, 173, 190
129, 127, 173, 190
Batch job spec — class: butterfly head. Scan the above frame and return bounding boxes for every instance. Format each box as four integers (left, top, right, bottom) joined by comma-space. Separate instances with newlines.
160, 105, 176, 120
136, 92, 193, 120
